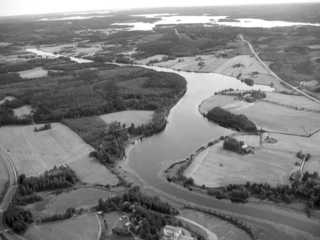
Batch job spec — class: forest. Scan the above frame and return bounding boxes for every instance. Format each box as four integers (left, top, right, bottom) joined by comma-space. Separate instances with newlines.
205, 107, 257, 132
13, 166, 78, 206
0, 61, 186, 124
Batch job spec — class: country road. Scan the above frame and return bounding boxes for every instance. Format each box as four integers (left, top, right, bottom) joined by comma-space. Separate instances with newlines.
177, 216, 218, 240
239, 34, 320, 104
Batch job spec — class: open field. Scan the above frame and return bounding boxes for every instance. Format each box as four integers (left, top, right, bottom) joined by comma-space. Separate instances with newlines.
100, 110, 154, 127
18, 67, 48, 79
25, 187, 122, 219
185, 132, 320, 188
24, 214, 100, 240
200, 94, 320, 135
0, 123, 118, 185
180, 209, 250, 240
264, 92, 320, 112
151, 53, 285, 91
13, 105, 33, 119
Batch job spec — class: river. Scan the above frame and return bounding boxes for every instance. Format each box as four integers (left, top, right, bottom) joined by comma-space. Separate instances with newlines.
126, 66, 320, 237
25, 48, 320, 236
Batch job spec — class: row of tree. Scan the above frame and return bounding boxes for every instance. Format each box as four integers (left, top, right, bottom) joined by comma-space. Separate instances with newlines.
205, 107, 257, 132
17, 166, 78, 196
207, 172, 320, 207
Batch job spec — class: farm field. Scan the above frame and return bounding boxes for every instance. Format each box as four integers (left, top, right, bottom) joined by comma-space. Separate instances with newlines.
18, 67, 48, 79
199, 94, 320, 135
99, 110, 154, 127
180, 209, 250, 240
148, 53, 283, 90
264, 92, 320, 112
24, 214, 100, 240
13, 105, 33, 119
184, 132, 320, 187
0, 123, 118, 185
25, 187, 121, 219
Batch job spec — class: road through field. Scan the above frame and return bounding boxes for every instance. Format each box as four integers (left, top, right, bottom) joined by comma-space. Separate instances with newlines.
240, 34, 320, 104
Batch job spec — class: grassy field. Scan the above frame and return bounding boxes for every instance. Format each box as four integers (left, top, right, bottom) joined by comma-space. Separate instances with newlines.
200, 94, 320, 135
18, 67, 48, 79
99, 110, 154, 127
185, 132, 320, 188
0, 123, 118, 185
150, 53, 285, 90
265, 92, 320, 112
25, 214, 100, 240
180, 209, 250, 240
25, 187, 122, 219
13, 105, 33, 119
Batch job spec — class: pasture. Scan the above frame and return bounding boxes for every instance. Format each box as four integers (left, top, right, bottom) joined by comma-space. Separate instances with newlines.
99, 110, 154, 127
184, 132, 320, 188
25, 214, 100, 240
0, 123, 118, 185
200, 94, 320, 135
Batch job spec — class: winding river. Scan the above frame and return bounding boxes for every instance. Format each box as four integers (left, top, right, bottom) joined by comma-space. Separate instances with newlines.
26, 47, 320, 236
126, 66, 320, 237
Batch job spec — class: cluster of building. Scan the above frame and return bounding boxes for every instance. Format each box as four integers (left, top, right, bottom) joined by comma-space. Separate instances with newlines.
162, 225, 195, 240
223, 136, 255, 155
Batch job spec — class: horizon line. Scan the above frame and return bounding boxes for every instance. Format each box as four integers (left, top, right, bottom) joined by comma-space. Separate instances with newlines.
1, 1, 319, 18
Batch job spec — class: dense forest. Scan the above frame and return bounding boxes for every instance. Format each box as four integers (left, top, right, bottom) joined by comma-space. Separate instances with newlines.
0, 60, 186, 125
3, 206, 33, 234
205, 107, 257, 132
13, 166, 78, 206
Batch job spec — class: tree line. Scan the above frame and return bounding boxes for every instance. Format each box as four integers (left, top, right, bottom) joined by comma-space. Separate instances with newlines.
205, 107, 257, 132
13, 166, 78, 206
208, 171, 320, 208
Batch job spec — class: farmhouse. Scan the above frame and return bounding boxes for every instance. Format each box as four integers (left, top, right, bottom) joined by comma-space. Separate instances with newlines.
223, 137, 254, 154
112, 215, 132, 236
162, 225, 194, 240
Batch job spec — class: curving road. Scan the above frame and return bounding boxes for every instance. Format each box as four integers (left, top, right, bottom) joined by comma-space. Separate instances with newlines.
177, 216, 218, 240
0, 147, 18, 233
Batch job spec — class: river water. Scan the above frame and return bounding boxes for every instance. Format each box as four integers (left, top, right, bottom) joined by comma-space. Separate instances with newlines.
26, 48, 320, 235
126, 66, 320, 236
113, 14, 320, 31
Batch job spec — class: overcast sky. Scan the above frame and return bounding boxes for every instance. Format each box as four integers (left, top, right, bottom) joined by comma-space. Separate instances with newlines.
1, 0, 320, 16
